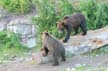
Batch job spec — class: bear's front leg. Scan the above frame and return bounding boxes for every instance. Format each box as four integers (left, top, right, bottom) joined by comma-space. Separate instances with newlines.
63, 26, 71, 43
52, 53, 59, 66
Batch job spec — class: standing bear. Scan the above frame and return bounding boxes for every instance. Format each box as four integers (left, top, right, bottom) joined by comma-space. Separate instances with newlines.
41, 31, 66, 66
57, 12, 87, 43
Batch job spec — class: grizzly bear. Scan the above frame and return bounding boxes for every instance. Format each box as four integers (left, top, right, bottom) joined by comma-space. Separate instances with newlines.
57, 12, 87, 43
41, 31, 66, 66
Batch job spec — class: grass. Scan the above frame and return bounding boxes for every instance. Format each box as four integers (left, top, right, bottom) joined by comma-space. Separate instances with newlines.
0, 47, 29, 63
83, 45, 108, 56
0, 42, 41, 64
0, 0, 32, 14
64, 65, 108, 71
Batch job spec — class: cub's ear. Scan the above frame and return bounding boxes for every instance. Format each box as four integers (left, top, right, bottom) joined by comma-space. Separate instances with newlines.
45, 32, 49, 36
62, 21, 65, 25
62, 20, 67, 25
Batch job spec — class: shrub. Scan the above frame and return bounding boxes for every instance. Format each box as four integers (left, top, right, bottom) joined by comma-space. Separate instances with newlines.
32, 0, 74, 38
0, 31, 24, 48
80, 0, 108, 30
33, 0, 108, 39
0, 0, 31, 14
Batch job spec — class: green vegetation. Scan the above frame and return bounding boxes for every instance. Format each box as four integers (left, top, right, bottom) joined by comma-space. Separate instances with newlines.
64, 65, 108, 71
0, 0, 32, 14
32, 0, 75, 38
32, 0, 108, 38
80, 0, 108, 30
84, 45, 108, 56
0, 31, 23, 48
0, 31, 29, 62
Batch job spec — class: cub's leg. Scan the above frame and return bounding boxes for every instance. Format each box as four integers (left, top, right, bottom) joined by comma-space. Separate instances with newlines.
53, 53, 59, 66
61, 54, 66, 61
80, 21, 87, 35
63, 26, 71, 43
73, 27, 78, 35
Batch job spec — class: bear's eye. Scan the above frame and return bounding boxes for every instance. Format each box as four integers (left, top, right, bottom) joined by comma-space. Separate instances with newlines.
45, 32, 49, 36
61, 22, 64, 25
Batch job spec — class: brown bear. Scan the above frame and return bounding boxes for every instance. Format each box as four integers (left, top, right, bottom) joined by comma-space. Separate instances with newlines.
57, 12, 87, 43
41, 31, 66, 66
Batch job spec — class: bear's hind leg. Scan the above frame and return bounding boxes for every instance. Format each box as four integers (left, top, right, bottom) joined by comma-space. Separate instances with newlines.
80, 21, 87, 35
52, 53, 59, 66
61, 54, 66, 62
73, 28, 78, 35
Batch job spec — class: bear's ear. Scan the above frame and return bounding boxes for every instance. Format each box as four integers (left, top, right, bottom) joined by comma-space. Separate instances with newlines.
62, 20, 67, 25
62, 21, 66, 26
45, 32, 49, 36
61, 21, 64, 25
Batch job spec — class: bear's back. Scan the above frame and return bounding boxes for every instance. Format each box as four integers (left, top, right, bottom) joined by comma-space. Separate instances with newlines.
66, 13, 85, 28
45, 35, 64, 51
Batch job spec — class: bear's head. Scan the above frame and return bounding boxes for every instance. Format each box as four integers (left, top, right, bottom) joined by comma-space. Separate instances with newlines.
57, 20, 66, 34
41, 30, 49, 40
41, 31, 49, 56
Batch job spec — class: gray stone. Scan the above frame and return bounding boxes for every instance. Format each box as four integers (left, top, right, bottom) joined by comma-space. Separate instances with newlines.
7, 19, 37, 48
0, 8, 37, 48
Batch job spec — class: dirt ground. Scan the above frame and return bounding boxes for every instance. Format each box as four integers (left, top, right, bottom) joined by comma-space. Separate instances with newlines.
0, 54, 108, 71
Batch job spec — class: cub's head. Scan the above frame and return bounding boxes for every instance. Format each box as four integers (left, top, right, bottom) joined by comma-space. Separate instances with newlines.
41, 31, 50, 41
57, 20, 66, 34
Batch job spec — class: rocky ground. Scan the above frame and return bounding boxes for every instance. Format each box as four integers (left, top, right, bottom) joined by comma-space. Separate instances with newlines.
0, 7, 37, 48
0, 54, 108, 71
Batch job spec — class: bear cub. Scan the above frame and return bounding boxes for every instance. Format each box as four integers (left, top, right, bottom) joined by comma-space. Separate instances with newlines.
41, 31, 66, 66
57, 12, 87, 43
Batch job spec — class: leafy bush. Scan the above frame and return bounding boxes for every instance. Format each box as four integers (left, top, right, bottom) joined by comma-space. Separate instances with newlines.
0, 31, 24, 48
33, 0, 108, 38
32, 0, 74, 38
80, 0, 108, 30
33, 0, 108, 37
85, 45, 108, 56
0, 31, 29, 62
0, 0, 32, 14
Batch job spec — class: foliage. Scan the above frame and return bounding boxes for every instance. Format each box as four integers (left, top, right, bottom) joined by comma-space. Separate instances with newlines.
64, 65, 108, 71
84, 45, 108, 56
0, 31, 24, 48
0, 0, 32, 14
32, 0, 74, 38
80, 0, 108, 30
0, 31, 29, 62
33, 0, 108, 38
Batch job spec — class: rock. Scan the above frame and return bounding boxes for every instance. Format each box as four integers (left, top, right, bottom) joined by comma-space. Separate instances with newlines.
31, 52, 53, 64
0, 8, 37, 48
7, 19, 37, 48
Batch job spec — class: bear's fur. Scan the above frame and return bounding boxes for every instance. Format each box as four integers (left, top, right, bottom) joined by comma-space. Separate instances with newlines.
41, 31, 66, 66
57, 12, 87, 43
